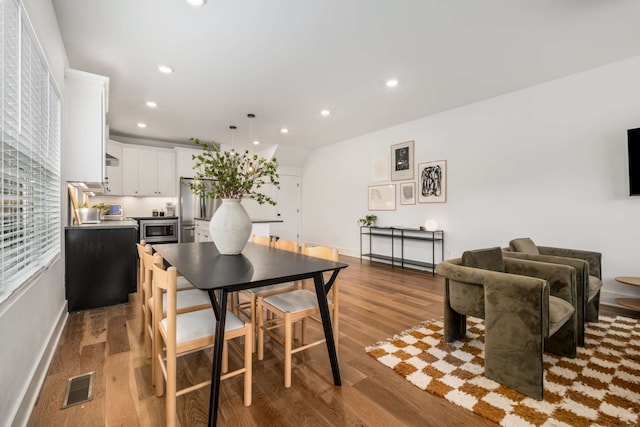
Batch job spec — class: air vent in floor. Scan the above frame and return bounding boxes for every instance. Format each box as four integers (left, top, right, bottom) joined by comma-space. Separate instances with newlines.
61, 371, 95, 409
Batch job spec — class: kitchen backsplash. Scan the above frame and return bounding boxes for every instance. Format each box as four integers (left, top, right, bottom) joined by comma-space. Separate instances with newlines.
89, 196, 177, 217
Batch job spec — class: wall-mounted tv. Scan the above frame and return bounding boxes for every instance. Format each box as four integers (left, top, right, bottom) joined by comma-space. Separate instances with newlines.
629, 127, 640, 196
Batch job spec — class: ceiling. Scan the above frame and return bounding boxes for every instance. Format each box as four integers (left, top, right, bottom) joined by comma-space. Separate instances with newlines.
53, 0, 640, 160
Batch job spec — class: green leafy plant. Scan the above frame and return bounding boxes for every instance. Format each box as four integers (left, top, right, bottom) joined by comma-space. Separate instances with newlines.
187, 137, 280, 205
92, 203, 111, 215
358, 214, 377, 227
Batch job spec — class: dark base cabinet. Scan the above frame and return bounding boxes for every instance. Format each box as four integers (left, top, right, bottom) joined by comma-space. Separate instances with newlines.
65, 226, 137, 311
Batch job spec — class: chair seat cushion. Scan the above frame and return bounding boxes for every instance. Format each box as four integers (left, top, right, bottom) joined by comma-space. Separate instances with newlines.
161, 309, 244, 346
509, 238, 540, 255
150, 288, 210, 312
588, 275, 603, 301
548, 295, 575, 336
461, 247, 505, 272
176, 276, 195, 290
246, 283, 295, 295
263, 289, 331, 314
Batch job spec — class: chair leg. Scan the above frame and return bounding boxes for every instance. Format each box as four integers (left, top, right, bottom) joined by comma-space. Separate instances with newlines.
144, 301, 152, 358
243, 324, 252, 406
154, 334, 164, 397
166, 342, 177, 427
257, 298, 265, 361
284, 312, 292, 388
222, 341, 229, 374
250, 294, 257, 353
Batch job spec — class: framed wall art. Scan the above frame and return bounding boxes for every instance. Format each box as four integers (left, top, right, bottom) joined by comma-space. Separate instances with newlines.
391, 140, 414, 181
418, 160, 447, 203
368, 184, 396, 211
400, 182, 415, 205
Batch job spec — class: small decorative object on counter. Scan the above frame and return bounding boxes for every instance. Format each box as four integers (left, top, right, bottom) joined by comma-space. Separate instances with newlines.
358, 214, 378, 227
152, 209, 159, 217
92, 203, 111, 220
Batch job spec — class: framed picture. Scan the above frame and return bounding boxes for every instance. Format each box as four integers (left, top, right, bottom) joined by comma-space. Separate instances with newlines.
372, 157, 388, 182
400, 182, 415, 205
104, 203, 124, 219
391, 140, 414, 181
418, 160, 447, 203
368, 184, 396, 211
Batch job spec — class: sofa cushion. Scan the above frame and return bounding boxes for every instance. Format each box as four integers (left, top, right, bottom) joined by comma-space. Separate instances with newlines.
509, 238, 540, 255
588, 275, 603, 300
461, 247, 505, 272
548, 295, 575, 336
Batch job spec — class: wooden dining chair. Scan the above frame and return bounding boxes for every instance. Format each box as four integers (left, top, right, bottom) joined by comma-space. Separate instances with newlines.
234, 237, 300, 352
136, 240, 148, 336
257, 245, 340, 388
142, 247, 211, 385
151, 256, 252, 427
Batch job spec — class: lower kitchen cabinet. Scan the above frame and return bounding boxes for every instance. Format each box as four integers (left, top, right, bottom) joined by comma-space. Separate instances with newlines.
65, 224, 137, 311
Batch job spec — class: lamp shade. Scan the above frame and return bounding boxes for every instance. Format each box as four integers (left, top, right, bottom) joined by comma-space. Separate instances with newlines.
424, 219, 438, 231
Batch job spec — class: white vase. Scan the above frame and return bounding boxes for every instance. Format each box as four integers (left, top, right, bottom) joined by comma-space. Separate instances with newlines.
209, 199, 252, 255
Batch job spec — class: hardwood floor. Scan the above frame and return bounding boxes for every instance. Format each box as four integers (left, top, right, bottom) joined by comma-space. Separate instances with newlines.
28, 256, 612, 427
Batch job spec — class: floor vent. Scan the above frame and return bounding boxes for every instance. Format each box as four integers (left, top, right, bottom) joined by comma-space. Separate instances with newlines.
61, 372, 95, 409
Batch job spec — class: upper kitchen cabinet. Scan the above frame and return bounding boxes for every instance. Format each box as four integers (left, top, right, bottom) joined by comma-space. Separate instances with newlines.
175, 147, 203, 178
122, 146, 176, 196
61, 69, 109, 183
104, 140, 123, 195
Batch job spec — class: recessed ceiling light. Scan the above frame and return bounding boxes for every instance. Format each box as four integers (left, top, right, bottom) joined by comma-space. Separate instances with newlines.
158, 65, 174, 74
280, 128, 288, 134
146, 101, 157, 108
386, 79, 399, 87
321, 109, 331, 116
186, 0, 207, 5
253, 140, 260, 145
137, 122, 147, 128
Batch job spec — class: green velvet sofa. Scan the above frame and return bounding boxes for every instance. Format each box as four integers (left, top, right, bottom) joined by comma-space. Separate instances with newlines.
503, 238, 602, 347
436, 247, 577, 400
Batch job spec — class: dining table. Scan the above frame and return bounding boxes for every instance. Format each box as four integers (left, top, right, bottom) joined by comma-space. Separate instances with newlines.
153, 241, 349, 426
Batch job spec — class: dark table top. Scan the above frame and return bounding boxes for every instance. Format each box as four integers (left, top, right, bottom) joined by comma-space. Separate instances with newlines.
153, 242, 348, 292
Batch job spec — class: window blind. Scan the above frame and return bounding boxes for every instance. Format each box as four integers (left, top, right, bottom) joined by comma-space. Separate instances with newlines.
1, 0, 61, 300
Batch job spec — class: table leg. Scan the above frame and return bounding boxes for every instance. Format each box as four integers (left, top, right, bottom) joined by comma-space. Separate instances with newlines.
207, 289, 227, 427
313, 272, 341, 386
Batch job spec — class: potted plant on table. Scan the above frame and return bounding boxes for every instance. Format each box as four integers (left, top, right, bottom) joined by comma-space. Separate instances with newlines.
358, 214, 377, 227
187, 137, 279, 255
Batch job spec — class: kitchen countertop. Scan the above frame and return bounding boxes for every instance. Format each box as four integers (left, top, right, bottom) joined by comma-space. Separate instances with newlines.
193, 218, 283, 223
66, 219, 138, 229
128, 216, 178, 220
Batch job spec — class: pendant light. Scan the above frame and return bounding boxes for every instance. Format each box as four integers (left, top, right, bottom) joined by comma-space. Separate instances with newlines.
248, 113, 259, 145
229, 125, 237, 148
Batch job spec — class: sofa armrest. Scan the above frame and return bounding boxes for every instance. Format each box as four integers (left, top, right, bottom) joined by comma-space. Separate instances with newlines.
538, 246, 602, 279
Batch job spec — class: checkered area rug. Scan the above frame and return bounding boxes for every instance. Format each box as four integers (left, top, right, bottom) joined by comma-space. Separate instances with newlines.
366, 316, 640, 426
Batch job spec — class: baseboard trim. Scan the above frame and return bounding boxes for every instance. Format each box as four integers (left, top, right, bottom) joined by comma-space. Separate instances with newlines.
11, 302, 68, 427
600, 302, 639, 319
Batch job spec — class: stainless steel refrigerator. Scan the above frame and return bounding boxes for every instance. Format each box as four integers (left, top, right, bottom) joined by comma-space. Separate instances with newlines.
178, 178, 220, 242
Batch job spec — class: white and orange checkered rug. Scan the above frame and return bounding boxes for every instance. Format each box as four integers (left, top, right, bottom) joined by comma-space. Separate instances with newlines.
366, 316, 640, 426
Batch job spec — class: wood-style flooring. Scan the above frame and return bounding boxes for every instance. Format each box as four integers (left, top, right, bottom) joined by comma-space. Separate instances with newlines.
27, 256, 617, 426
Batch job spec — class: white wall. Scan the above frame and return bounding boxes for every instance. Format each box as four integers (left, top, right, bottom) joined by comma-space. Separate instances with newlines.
0, 1, 69, 426
301, 55, 640, 306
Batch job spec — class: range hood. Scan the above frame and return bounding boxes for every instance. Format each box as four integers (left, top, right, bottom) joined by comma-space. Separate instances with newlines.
106, 152, 119, 167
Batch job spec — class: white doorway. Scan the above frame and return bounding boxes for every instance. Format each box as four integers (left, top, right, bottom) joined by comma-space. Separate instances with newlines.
271, 174, 300, 242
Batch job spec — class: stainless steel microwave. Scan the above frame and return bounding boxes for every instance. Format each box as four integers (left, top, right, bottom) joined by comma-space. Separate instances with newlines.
139, 218, 178, 243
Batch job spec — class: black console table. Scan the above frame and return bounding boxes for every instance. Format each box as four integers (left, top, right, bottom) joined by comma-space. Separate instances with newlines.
359, 226, 444, 276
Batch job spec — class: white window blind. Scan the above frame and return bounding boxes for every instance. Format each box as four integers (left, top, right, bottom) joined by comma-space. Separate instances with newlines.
1, 0, 61, 300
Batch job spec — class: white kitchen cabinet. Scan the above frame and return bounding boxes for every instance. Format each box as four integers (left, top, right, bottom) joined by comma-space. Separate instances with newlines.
104, 140, 123, 195
61, 69, 109, 183
122, 147, 140, 195
175, 147, 203, 179
195, 219, 211, 242
122, 146, 176, 196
